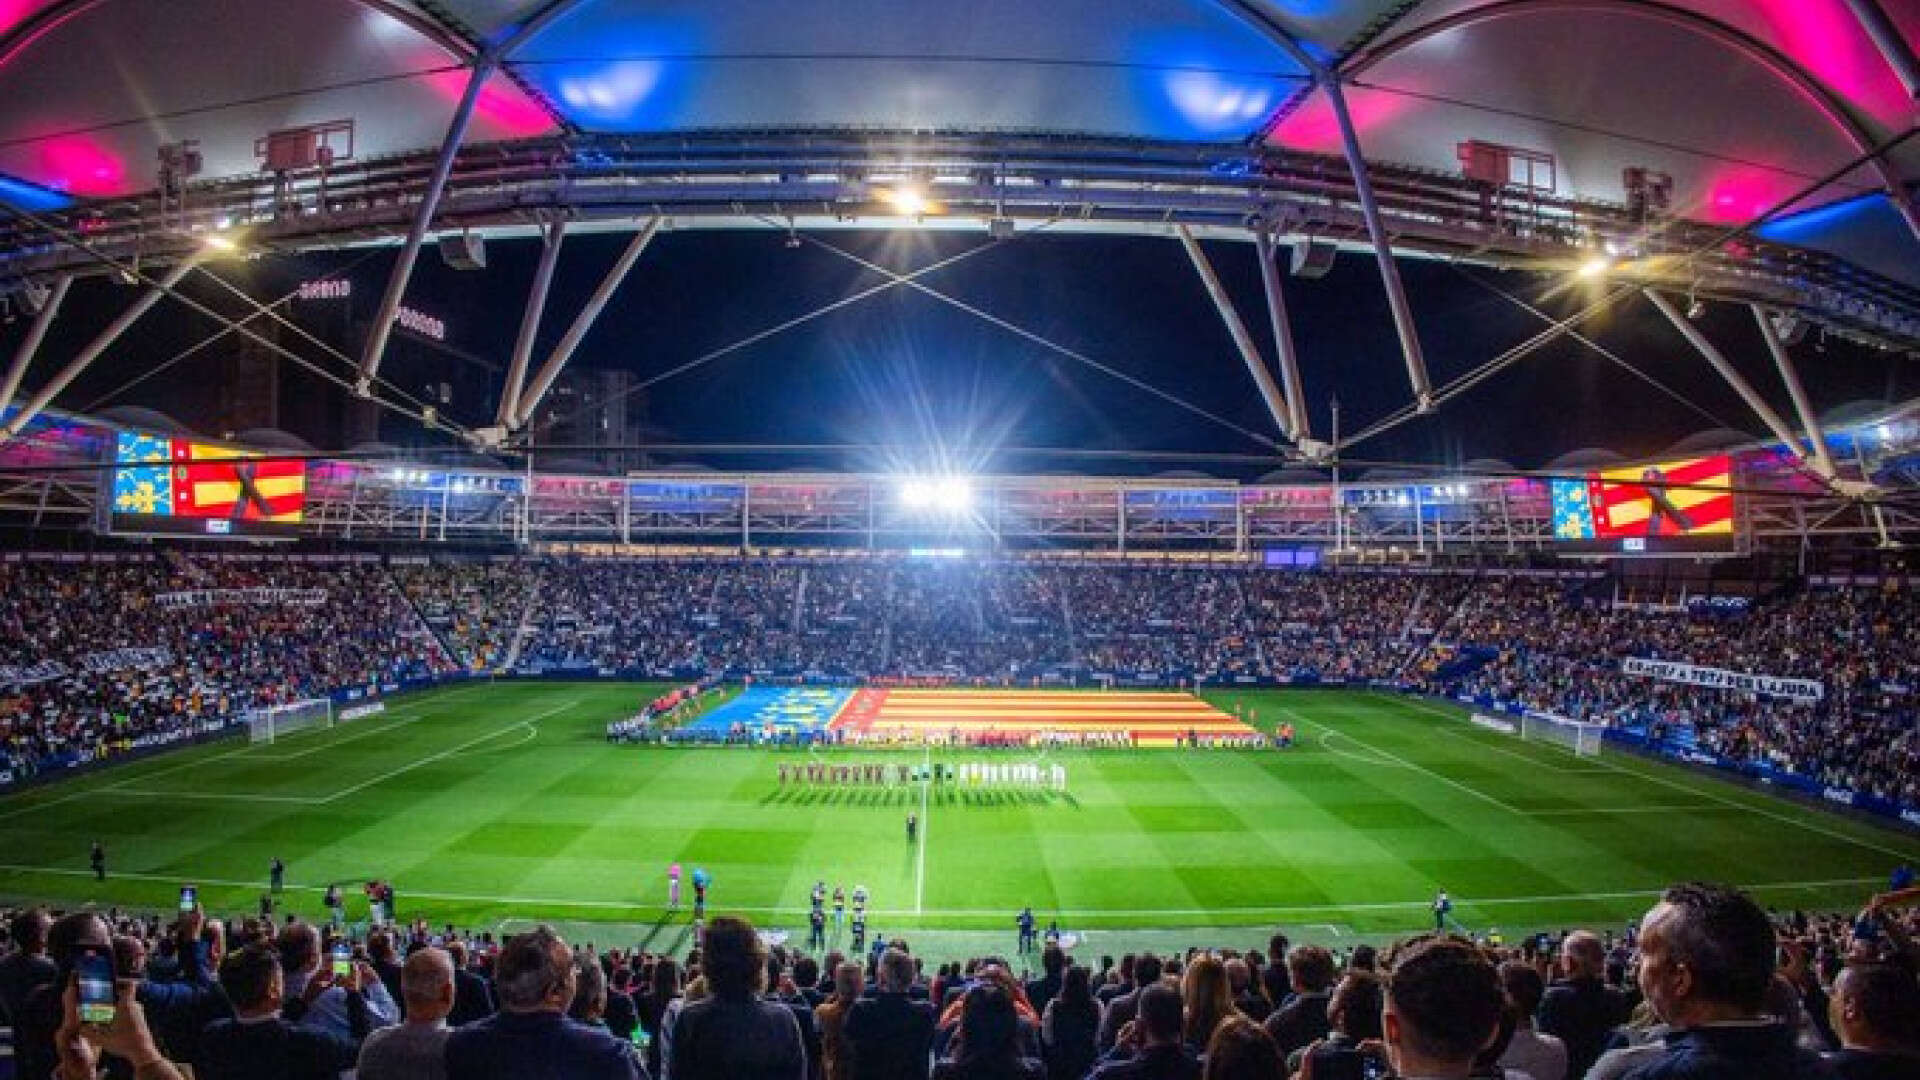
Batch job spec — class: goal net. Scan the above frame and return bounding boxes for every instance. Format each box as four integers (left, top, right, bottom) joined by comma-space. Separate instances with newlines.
245, 698, 334, 744
1521, 710, 1604, 758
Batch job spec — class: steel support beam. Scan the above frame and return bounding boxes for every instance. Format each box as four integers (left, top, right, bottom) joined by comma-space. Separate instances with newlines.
2, 258, 201, 443
1844, 0, 1920, 102
1253, 223, 1310, 439
1644, 289, 1803, 456
1751, 305, 1839, 480
1177, 225, 1294, 441
0, 275, 70, 420
1323, 76, 1432, 410
499, 217, 567, 428
355, 57, 495, 396
516, 217, 660, 428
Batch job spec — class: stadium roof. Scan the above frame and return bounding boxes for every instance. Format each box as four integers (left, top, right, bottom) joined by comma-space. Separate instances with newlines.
1, 1, 1913, 247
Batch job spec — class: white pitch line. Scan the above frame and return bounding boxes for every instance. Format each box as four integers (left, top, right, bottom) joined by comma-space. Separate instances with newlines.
103, 789, 322, 804
1283, 706, 1523, 814
319, 700, 578, 803
1386, 694, 1920, 862
1524, 805, 1725, 816
0, 862, 1885, 920
915, 743, 931, 915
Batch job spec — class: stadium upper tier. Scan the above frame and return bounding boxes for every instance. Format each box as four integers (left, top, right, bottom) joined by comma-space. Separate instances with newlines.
0, 1, 1917, 345
3, 552, 1917, 817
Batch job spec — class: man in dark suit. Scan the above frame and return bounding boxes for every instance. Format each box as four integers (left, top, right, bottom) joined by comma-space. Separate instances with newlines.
445, 940, 494, 1026
0, 908, 55, 1024
845, 948, 936, 1080
368, 930, 406, 1018
1096, 953, 1163, 1054
194, 942, 368, 1080
444, 925, 643, 1079
1538, 931, 1630, 1080
1264, 945, 1336, 1055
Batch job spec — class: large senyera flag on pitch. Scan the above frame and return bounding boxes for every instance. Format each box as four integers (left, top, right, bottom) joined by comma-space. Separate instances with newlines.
112, 432, 305, 522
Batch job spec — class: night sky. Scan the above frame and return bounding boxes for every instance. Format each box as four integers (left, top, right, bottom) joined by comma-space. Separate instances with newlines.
5, 228, 1912, 478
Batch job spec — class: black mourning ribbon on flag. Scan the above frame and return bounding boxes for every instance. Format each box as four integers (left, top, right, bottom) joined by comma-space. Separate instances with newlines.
1639, 467, 1694, 537
230, 462, 276, 520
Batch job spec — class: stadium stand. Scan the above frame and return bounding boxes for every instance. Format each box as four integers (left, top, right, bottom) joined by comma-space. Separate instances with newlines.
3, 883, 1915, 1080
3, 554, 1918, 809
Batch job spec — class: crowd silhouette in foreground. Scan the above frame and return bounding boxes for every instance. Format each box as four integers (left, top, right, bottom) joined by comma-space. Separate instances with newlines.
2, 880, 1916, 1080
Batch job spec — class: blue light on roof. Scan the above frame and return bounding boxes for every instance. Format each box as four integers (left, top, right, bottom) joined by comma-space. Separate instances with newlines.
0, 173, 74, 213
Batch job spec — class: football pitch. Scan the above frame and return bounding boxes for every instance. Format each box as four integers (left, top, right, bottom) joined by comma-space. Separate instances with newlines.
0, 682, 1914, 953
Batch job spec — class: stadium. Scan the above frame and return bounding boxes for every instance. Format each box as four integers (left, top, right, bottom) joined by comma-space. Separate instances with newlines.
0, 1, 1918, 1078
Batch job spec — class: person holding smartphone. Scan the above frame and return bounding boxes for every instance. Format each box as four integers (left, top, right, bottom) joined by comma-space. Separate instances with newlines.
54, 972, 187, 1080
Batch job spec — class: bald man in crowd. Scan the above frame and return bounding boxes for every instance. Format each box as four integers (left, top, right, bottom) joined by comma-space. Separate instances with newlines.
358, 947, 457, 1080
1538, 930, 1628, 1080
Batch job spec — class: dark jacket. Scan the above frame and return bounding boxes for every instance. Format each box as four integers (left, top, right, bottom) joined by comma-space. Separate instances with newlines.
1265, 992, 1330, 1055
1097, 987, 1148, 1054
444, 1008, 645, 1080
932, 1057, 1046, 1080
1041, 997, 1101, 1080
669, 992, 808, 1080
605, 988, 640, 1043
1086, 1043, 1205, 1080
1538, 976, 1630, 1080
1026, 973, 1064, 1017
194, 1016, 363, 1080
1826, 1048, 1920, 1080
1617, 1022, 1831, 1080
0, 952, 55, 1025
844, 991, 937, 1080
449, 968, 495, 1026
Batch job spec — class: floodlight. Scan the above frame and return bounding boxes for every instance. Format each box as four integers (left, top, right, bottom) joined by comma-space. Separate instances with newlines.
933, 477, 972, 512
899, 476, 973, 513
202, 234, 238, 252
884, 185, 928, 216
1575, 255, 1612, 280
900, 479, 935, 508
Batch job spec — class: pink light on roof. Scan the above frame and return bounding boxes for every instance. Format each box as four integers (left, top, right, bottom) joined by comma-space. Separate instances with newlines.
0, 0, 59, 39
1264, 84, 1411, 154
422, 66, 554, 139
37, 134, 124, 196
1732, 0, 1913, 129
1693, 164, 1805, 225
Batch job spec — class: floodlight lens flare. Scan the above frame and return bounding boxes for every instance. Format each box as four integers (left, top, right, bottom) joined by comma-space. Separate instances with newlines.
1576, 256, 1612, 279
886, 186, 927, 216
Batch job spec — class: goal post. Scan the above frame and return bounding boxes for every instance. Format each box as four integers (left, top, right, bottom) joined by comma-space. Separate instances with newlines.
244, 698, 334, 744
1520, 710, 1604, 758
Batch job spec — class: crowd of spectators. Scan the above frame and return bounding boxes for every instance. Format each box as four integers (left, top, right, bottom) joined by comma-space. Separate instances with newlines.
0, 555, 455, 781
4, 881, 1915, 1080
5, 552, 1919, 804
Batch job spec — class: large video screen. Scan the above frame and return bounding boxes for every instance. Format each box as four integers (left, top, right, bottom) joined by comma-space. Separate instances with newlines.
109, 432, 305, 539
1550, 455, 1736, 555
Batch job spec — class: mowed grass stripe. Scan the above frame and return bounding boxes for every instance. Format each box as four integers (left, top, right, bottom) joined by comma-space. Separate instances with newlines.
0, 684, 1912, 938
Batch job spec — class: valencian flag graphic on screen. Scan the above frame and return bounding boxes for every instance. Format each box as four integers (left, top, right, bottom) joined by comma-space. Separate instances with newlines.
110, 431, 305, 538
1550, 455, 1735, 553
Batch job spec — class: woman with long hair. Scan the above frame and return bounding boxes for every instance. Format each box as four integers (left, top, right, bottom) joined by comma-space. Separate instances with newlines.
1183, 955, 1244, 1052
1041, 964, 1102, 1080
934, 983, 1046, 1080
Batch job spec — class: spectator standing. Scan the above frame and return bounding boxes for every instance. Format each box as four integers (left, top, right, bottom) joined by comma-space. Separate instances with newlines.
845, 948, 936, 1080
638, 957, 681, 1080
195, 941, 368, 1080
1496, 962, 1567, 1080
0, 909, 54, 1024
358, 947, 456, 1080
814, 961, 864, 1080
1182, 956, 1242, 1054
1027, 945, 1067, 1016
1375, 935, 1504, 1080
1538, 931, 1629, 1080
1824, 963, 1920, 1080
278, 923, 399, 1039
1202, 1015, 1286, 1080
668, 915, 806, 1080
1619, 883, 1824, 1080
1263, 946, 1334, 1056
446, 938, 495, 1026
1098, 952, 1164, 1054
444, 925, 643, 1080
1040, 964, 1101, 1080
1086, 983, 1200, 1080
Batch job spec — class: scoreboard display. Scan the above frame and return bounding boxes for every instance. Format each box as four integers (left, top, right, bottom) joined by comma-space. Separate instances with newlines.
108, 431, 306, 539
1550, 454, 1737, 555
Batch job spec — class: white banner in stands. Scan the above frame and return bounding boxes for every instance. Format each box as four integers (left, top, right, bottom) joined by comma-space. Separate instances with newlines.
0, 660, 68, 687
1622, 657, 1823, 702
78, 647, 173, 675
153, 588, 329, 608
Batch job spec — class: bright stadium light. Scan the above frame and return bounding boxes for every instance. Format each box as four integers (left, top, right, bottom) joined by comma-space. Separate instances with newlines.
1576, 255, 1613, 280
881, 183, 929, 216
899, 475, 973, 513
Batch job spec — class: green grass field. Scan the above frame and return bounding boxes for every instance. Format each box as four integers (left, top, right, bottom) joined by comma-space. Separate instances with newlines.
0, 683, 1914, 957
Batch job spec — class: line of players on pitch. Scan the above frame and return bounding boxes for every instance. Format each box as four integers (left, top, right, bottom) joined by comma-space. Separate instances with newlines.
778, 760, 1068, 790
805, 881, 879, 955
